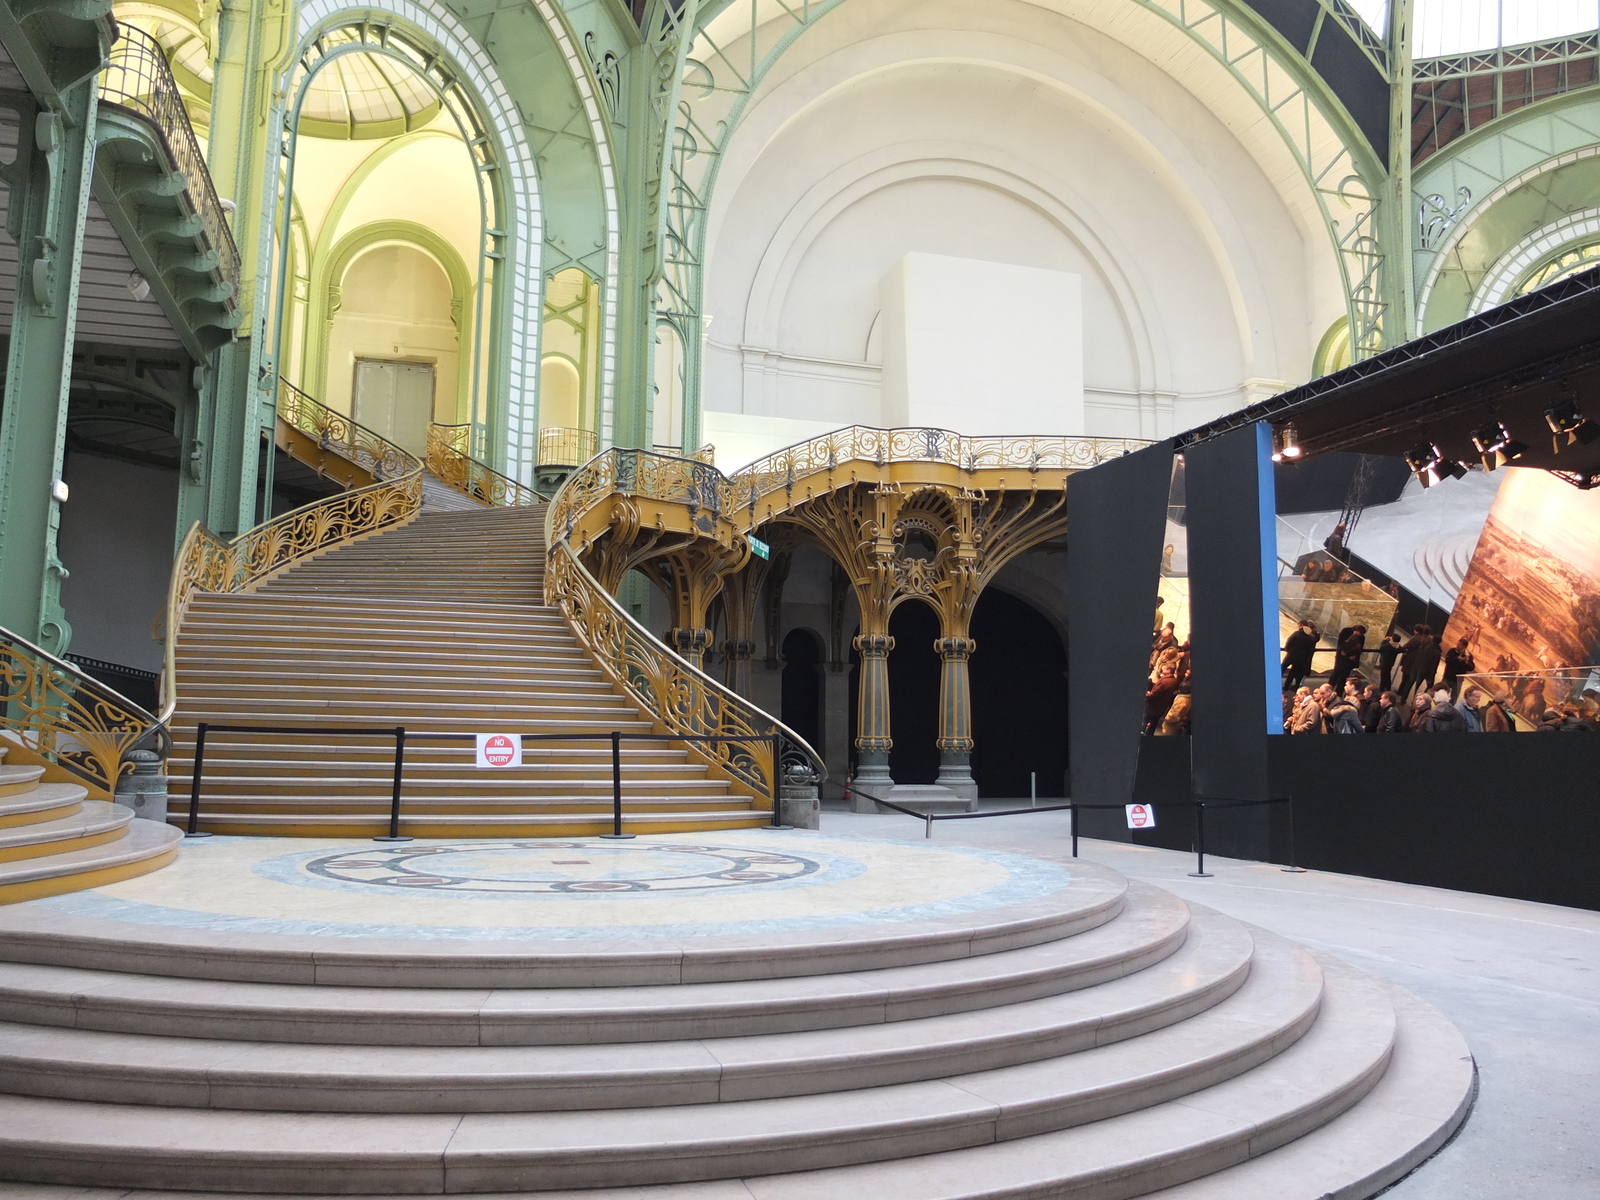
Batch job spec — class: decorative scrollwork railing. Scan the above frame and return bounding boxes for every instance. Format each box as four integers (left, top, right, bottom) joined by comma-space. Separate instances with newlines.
546, 540, 819, 797
538, 426, 600, 471
99, 24, 242, 296
2, 623, 167, 798
427, 424, 544, 507
549, 426, 1149, 548
160, 383, 423, 720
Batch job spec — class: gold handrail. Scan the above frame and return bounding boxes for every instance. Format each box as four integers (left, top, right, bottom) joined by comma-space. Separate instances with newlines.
545, 540, 808, 797
2, 622, 165, 799
159, 382, 424, 723
426, 424, 545, 507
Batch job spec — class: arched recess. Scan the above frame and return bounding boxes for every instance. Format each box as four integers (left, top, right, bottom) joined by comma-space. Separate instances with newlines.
307, 221, 474, 422
653, 0, 1384, 439
1313, 317, 1353, 378
270, 5, 542, 482
1470, 206, 1600, 313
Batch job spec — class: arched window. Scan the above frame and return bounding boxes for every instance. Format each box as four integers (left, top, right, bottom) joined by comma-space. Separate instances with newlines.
1516, 241, 1600, 296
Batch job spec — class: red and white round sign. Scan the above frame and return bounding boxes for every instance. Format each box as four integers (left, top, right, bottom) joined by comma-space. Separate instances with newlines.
476, 733, 521, 769
1125, 803, 1156, 830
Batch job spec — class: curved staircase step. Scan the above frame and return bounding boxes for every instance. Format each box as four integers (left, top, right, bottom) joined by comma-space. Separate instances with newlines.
0, 801, 132, 861
0, 783, 88, 829
0, 860, 1128, 987
0, 820, 180, 905
0, 936, 1386, 1194
0, 883, 1185, 1048
0, 763, 47, 798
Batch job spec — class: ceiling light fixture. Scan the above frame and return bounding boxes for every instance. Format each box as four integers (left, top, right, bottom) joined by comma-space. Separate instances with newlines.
1403, 442, 1468, 488
1545, 398, 1600, 450
1271, 422, 1302, 463
1470, 420, 1529, 469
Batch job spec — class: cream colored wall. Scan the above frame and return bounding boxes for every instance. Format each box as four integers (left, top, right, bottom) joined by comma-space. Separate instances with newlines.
701, 0, 1341, 443
325, 244, 459, 421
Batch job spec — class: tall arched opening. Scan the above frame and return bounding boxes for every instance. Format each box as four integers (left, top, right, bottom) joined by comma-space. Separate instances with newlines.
970, 588, 1069, 798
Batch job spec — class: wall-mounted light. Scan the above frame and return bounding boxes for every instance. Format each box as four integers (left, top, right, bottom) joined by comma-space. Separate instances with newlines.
1470, 419, 1529, 469
1545, 398, 1599, 449
125, 272, 150, 302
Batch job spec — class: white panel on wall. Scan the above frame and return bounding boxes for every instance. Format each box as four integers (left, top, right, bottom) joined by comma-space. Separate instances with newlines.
879, 252, 1083, 436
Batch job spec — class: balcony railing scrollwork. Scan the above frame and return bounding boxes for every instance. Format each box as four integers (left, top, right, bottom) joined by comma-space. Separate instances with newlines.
99, 25, 242, 294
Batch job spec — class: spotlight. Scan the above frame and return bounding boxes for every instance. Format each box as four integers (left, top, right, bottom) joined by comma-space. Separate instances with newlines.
1470, 420, 1529, 469
1438, 458, 1469, 481
125, 271, 150, 302
1404, 442, 1468, 488
1271, 422, 1302, 463
1545, 398, 1600, 449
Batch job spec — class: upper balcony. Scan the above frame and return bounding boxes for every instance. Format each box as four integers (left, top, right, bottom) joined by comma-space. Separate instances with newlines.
93, 23, 239, 357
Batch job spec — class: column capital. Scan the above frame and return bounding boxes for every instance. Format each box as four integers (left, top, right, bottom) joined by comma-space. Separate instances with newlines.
934, 636, 977, 661
853, 633, 895, 658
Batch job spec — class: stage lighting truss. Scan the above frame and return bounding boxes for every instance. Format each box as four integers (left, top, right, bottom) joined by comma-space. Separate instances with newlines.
1469, 419, 1529, 469
1270, 422, 1302, 463
1544, 398, 1600, 450
1404, 441, 1468, 488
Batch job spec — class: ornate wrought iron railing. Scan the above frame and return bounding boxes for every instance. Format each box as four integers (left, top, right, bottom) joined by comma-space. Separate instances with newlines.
549, 426, 1147, 547
98, 25, 242, 294
428, 424, 544, 506
2, 623, 166, 799
544, 540, 820, 798
538, 426, 600, 470
160, 384, 423, 720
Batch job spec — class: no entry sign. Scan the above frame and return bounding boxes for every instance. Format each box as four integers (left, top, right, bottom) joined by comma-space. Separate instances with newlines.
476, 733, 522, 768
1125, 803, 1156, 830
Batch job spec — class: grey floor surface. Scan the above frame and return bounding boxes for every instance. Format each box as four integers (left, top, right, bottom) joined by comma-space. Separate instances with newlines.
820, 804, 1600, 1200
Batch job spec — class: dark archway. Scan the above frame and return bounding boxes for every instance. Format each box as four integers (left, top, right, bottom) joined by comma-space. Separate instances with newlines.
970, 588, 1069, 798
883, 601, 941, 784
780, 628, 824, 754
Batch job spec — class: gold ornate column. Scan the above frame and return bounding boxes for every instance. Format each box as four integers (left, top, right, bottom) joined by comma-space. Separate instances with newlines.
718, 544, 777, 697
934, 635, 978, 798
851, 630, 896, 789
636, 539, 749, 670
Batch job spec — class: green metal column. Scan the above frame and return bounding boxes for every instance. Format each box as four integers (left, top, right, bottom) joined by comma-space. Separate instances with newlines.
172, 360, 212, 548
611, 43, 662, 451
1385, 0, 1417, 345
0, 81, 98, 652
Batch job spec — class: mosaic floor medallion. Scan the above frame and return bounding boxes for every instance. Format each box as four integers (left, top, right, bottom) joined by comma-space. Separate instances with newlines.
300, 840, 823, 895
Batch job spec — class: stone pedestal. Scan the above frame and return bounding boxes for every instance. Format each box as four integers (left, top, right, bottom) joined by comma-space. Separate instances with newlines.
114, 749, 169, 825
778, 765, 822, 830
888, 783, 976, 814
935, 750, 979, 802
850, 751, 894, 812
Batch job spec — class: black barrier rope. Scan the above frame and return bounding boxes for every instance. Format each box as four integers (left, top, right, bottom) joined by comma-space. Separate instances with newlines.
182, 723, 794, 842
845, 783, 1300, 878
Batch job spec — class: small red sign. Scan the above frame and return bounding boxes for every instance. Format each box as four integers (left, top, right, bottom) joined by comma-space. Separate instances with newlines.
1125, 803, 1156, 830
476, 733, 521, 768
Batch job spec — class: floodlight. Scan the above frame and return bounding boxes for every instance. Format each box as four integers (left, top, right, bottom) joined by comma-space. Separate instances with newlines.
1545, 398, 1600, 448
1470, 420, 1529, 468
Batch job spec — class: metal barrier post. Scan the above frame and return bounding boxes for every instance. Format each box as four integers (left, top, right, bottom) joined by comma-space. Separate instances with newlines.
764, 733, 790, 830
1188, 799, 1213, 878
600, 730, 634, 839
1070, 799, 1079, 858
1281, 794, 1306, 873
374, 727, 411, 843
184, 722, 213, 838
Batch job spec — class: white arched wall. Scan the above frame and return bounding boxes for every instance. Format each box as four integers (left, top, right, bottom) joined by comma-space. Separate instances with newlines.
701, 1, 1331, 445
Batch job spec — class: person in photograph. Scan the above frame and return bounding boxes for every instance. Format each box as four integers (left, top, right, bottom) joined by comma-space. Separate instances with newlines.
1442, 637, 1476, 700
1153, 596, 1165, 634
1330, 624, 1366, 695
1321, 683, 1364, 733
1481, 691, 1516, 732
1150, 622, 1178, 675
1399, 625, 1437, 700
1161, 545, 1175, 574
1283, 620, 1318, 691
1289, 685, 1322, 734
1143, 667, 1180, 734
1301, 559, 1319, 583
1423, 688, 1465, 732
1377, 632, 1403, 690
1358, 683, 1382, 732
1323, 522, 1348, 564
1458, 686, 1486, 732
1375, 690, 1405, 733
1160, 688, 1191, 736
1407, 690, 1434, 731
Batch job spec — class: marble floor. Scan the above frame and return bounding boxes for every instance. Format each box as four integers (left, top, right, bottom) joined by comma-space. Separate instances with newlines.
823, 804, 1600, 1200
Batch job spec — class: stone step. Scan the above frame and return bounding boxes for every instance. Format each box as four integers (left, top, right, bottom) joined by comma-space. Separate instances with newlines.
178, 680, 620, 701
0, 860, 1127, 987
165, 783, 736, 801
0, 912, 1288, 1118
166, 812, 773, 839
0, 883, 1186, 1047
0, 764, 47, 798
161, 749, 696, 767
0, 939, 1392, 1194
0, 801, 132, 862
0, 819, 180, 905
0, 783, 86, 829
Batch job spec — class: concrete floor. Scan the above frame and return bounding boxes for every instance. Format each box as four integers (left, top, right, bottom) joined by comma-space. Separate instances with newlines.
820, 803, 1600, 1199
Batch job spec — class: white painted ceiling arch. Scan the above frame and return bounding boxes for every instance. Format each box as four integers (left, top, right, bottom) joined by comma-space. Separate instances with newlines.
701, 8, 1319, 438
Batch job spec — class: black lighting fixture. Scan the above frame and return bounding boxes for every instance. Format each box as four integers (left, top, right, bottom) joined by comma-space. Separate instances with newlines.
1270, 422, 1302, 463
1404, 441, 1468, 488
1544, 397, 1600, 451
1470, 419, 1529, 469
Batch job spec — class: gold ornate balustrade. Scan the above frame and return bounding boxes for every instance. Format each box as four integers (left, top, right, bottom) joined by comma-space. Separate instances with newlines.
160, 382, 424, 719
1, 623, 166, 799
427, 424, 545, 506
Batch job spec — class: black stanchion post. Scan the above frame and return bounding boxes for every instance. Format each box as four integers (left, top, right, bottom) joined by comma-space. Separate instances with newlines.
1281, 795, 1306, 873
1070, 800, 1079, 858
1188, 799, 1213, 878
600, 730, 634, 839
374, 727, 412, 843
184, 722, 213, 838
764, 733, 791, 830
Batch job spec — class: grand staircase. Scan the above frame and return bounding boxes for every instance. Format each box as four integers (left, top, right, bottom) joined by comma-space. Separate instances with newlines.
167, 495, 768, 836
0, 745, 178, 904
0, 863, 1473, 1197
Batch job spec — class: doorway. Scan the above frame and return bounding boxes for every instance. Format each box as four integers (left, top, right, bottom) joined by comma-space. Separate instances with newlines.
780, 628, 824, 754
353, 359, 435, 455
